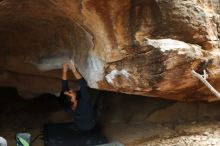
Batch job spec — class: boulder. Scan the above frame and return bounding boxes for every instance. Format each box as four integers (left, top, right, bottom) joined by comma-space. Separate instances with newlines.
0, 0, 219, 100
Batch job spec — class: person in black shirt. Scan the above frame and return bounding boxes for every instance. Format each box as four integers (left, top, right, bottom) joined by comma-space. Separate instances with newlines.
59, 61, 103, 131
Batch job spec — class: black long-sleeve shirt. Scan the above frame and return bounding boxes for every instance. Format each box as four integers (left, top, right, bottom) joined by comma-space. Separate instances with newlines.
59, 78, 95, 130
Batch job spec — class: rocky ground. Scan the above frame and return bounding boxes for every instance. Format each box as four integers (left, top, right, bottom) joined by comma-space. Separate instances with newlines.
1, 87, 220, 146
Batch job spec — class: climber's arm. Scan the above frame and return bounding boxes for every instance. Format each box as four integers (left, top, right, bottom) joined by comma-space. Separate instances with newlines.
61, 62, 69, 91
59, 63, 71, 108
69, 61, 90, 101
68, 60, 82, 80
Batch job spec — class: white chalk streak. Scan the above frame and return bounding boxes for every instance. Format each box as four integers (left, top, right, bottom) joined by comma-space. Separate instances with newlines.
105, 69, 130, 84
144, 38, 203, 59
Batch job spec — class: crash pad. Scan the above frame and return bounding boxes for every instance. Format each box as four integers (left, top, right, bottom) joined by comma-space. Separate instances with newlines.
43, 123, 107, 146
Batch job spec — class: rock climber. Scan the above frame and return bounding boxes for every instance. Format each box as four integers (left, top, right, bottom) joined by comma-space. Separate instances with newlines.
59, 61, 103, 131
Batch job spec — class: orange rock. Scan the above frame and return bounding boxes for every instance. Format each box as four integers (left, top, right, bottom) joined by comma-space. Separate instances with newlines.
0, 0, 219, 101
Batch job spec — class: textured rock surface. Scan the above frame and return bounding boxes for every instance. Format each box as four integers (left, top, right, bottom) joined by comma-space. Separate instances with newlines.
0, 0, 220, 100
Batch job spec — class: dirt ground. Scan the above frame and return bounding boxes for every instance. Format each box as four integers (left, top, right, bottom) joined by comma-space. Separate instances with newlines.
1, 87, 220, 146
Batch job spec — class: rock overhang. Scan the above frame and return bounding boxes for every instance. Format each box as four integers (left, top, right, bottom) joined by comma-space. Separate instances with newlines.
0, 0, 219, 101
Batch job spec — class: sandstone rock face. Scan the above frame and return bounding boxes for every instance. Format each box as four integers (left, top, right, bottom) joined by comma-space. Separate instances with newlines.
0, 0, 220, 100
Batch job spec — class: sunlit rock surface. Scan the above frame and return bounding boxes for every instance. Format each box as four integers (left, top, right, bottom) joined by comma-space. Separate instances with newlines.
0, 0, 220, 100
